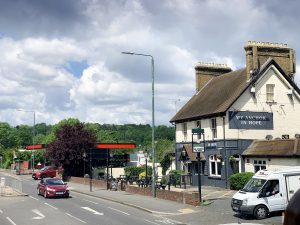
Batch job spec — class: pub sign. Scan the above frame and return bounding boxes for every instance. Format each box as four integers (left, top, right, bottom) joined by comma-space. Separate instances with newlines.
229, 111, 273, 130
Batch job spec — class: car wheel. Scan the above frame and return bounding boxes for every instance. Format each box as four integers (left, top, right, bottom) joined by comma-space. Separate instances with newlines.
44, 190, 48, 198
254, 205, 268, 220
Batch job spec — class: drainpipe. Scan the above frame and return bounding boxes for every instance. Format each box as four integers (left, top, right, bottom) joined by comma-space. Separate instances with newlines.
223, 116, 228, 189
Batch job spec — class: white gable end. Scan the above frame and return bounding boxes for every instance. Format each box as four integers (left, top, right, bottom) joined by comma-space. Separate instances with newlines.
227, 65, 300, 140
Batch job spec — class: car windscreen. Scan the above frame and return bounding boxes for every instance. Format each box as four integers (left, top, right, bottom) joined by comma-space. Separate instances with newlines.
240, 178, 266, 192
46, 179, 64, 185
40, 167, 48, 171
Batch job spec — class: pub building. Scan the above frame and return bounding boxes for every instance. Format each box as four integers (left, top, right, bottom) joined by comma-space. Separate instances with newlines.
170, 41, 300, 188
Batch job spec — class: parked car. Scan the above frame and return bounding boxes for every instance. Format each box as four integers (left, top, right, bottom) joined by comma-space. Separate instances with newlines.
37, 177, 69, 198
32, 166, 57, 180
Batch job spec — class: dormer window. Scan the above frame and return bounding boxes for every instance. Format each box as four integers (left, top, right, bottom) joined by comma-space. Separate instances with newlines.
266, 84, 275, 103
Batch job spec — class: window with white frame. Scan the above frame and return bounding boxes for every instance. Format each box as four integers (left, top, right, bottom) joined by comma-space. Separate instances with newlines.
266, 84, 275, 102
211, 118, 217, 139
183, 123, 187, 141
209, 155, 222, 177
253, 159, 267, 172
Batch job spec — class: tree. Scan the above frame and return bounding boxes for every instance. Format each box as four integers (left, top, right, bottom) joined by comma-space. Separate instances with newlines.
46, 122, 97, 180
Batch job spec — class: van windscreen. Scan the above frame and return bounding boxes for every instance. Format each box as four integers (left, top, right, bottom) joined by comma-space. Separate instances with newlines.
241, 178, 266, 192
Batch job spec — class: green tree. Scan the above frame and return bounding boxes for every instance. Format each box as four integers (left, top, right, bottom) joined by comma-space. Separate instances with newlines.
0, 122, 18, 148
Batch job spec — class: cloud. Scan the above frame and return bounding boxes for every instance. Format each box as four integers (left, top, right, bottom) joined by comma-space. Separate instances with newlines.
0, 0, 300, 126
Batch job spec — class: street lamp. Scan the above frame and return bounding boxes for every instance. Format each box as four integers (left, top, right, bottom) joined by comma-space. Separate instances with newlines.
121, 51, 156, 198
17, 109, 36, 172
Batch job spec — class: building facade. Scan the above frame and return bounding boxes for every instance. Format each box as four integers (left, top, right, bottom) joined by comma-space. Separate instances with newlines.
170, 41, 300, 188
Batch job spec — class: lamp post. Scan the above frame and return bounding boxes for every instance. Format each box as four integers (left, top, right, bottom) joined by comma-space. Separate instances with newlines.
17, 109, 36, 172
121, 51, 156, 198
192, 128, 205, 205
83, 151, 87, 176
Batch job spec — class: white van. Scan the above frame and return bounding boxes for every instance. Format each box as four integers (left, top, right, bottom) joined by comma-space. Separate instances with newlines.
231, 167, 300, 220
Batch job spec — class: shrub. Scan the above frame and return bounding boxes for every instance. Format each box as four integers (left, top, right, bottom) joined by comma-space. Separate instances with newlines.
229, 172, 254, 190
124, 166, 144, 178
168, 170, 183, 185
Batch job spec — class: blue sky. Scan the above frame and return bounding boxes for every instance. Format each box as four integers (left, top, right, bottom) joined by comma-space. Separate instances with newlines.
64, 60, 89, 78
0, 0, 299, 126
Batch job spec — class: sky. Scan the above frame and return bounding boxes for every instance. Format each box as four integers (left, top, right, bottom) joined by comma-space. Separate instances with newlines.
0, 0, 300, 126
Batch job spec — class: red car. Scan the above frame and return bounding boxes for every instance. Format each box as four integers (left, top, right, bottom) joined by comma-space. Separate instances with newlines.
32, 166, 57, 180
37, 177, 69, 198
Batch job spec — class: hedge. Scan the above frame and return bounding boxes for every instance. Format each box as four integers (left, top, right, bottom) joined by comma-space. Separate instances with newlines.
229, 172, 254, 190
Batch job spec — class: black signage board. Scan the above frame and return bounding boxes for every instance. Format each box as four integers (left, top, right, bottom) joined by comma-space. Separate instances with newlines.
229, 111, 273, 130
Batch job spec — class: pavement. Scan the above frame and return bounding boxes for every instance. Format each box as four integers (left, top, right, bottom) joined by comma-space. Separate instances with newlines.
67, 181, 236, 215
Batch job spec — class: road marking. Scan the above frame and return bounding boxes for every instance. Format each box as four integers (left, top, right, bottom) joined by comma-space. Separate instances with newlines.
44, 202, 58, 210
145, 219, 160, 225
29, 196, 39, 201
32, 209, 45, 220
81, 198, 99, 204
6, 217, 17, 225
81, 207, 104, 215
107, 206, 130, 215
65, 213, 86, 223
0, 209, 3, 213
155, 218, 175, 224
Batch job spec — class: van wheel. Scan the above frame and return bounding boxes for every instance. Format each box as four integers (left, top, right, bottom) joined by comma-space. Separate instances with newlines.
254, 205, 268, 220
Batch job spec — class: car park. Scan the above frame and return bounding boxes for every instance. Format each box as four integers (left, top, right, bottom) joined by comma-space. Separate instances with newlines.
32, 166, 57, 180
37, 177, 69, 198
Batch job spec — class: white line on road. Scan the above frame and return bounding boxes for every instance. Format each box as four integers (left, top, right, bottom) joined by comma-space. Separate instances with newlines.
107, 206, 130, 215
0, 209, 3, 213
65, 213, 86, 223
29, 196, 39, 201
32, 209, 45, 220
81, 207, 103, 215
6, 217, 17, 225
81, 198, 99, 205
44, 202, 58, 210
144, 219, 160, 225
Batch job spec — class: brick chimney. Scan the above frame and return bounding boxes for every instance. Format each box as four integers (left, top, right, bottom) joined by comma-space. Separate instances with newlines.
244, 41, 296, 80
195, 62, 232, 92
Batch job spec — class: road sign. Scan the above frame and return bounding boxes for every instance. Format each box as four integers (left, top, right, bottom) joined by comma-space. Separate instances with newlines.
192, 143, 204, 153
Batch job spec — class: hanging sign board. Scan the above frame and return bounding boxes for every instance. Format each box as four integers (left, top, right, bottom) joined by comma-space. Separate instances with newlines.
192, 142, 205, 153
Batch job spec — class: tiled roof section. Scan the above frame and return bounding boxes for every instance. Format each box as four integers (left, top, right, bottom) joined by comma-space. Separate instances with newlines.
182, 144, 206, 161
243, 139, 300, 157
170, 68, 248, 122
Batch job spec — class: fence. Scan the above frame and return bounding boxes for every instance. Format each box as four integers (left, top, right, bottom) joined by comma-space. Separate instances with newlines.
0, 173, 23, 196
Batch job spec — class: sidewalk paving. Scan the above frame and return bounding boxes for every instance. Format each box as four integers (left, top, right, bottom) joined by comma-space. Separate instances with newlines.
68, 181, 236, 215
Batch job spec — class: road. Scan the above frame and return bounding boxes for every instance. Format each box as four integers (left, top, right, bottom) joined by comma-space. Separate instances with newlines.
0, 173, 283, 225
0, 175, 180, 225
